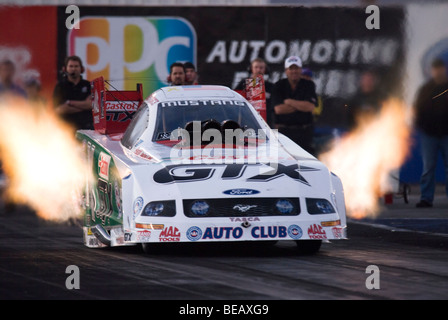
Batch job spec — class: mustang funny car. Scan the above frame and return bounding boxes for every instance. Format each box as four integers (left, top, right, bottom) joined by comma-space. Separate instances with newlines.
77, 81, 347, 254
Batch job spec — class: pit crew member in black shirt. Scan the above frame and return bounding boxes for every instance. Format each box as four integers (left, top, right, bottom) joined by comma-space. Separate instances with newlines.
272, 56, 318, 155
53, 56, 92, 130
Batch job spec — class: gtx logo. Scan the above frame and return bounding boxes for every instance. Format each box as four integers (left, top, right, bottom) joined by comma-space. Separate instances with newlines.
153, 163, 318, 185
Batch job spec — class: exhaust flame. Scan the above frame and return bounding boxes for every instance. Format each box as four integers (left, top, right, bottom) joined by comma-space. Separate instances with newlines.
0, 97, 90, 222
319, 98, 412, 219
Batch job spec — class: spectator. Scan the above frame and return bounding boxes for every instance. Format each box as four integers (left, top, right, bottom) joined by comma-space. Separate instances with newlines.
24, 77, 46, 105
184, 62, 199, 85
168, 62, 186, 86
347, 69, 386, 129
414, 58, 448, 208
272, 56, 318, 155
234, 58, 274, 127
53, 56, 92, 130
0, 59, 26, 98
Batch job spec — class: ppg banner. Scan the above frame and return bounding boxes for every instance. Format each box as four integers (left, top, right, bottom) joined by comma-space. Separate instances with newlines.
67, 16, 196, 96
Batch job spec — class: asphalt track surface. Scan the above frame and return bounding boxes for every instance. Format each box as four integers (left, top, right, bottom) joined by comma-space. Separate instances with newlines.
1, 198, 448, 301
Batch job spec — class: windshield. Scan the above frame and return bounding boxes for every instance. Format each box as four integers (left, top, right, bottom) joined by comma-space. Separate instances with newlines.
153, 100, 262, 142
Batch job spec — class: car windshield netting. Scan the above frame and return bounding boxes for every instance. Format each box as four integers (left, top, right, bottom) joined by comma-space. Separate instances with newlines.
153, 100, 263, 141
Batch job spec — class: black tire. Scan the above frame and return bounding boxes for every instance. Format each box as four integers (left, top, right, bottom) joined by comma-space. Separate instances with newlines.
295, 240, 322, 255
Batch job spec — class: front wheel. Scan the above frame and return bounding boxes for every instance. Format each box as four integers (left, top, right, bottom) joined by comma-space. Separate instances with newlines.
295, 240, 322, 255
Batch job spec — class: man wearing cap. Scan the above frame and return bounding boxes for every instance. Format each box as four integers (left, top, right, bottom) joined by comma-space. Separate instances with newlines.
272, 56, 318, 155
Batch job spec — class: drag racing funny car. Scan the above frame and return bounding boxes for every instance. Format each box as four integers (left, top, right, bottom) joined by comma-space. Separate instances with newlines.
76, 78, 347, 254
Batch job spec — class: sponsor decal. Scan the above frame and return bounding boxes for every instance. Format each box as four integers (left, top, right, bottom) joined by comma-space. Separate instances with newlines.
331, 226, 344, 239
202, 227, 243, 240
133, 197, 144, 217
157, 132, 172, 140
136, 230, 151, 242
147, 93, 159, 105
98, 152, 111, 180
223, 188, 260, 196
134, 148, 153, 161
233, 204, 258, 213
106, 110, 137, 123
160, 100, 245, 107
104, 101, 138, 112
229, 217, 260, 222
251, 226, 287, 239
248, 164, 319, 186
153, 163, 318, 186
186, 226, 202, 241
159, 226, 181, 242
308, 224, 327, 239
124, 232, 132, 242
288, 224, 303, 240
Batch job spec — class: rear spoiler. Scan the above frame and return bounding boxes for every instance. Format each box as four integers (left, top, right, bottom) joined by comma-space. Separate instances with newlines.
91, 76, 143, 135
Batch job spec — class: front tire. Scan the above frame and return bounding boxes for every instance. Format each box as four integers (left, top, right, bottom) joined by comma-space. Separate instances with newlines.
295, 240, 322, 255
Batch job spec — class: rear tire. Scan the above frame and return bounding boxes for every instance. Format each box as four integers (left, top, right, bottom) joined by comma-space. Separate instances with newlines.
295, 240, 322, 255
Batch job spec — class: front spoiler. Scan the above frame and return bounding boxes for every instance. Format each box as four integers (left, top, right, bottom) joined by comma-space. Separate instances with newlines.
83, 219, 347, 248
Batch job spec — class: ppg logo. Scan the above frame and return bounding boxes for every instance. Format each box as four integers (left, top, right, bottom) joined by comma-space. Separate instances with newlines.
67, 17, 196, 95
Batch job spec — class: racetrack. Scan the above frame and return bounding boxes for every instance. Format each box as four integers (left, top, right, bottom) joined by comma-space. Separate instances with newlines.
1, 206, 448, 300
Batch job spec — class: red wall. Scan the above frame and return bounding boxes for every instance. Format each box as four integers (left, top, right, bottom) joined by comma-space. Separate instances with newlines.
0, 6, 57, 101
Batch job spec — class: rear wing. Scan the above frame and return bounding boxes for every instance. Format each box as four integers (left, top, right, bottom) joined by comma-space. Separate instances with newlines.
235, 74, 267, 121
91, 76, 143, 135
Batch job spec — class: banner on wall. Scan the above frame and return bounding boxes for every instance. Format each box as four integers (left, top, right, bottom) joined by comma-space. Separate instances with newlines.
67, 16, 196, 97
59, 6, 405, 128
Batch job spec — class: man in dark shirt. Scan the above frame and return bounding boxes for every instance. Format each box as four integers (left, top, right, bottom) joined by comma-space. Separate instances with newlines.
234, 58, 275, 127
272, 56, 318, 155
413, 58, 448, 208
53, 56, 92, 130
347, 69, 385, 129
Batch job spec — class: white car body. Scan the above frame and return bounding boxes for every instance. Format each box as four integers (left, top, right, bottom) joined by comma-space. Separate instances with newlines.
77, 85, 347, 252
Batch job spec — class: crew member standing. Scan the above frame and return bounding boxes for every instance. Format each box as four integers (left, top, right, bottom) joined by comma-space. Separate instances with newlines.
184, 62, 199, 85
53, 56, 92, 130
168, 62, 186, 86
234, 58, 274, 127
272, 56, 318, 155
414, 58, 448, 208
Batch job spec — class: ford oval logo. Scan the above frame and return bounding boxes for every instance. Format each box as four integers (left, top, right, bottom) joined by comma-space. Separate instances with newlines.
223, 188, 260, 196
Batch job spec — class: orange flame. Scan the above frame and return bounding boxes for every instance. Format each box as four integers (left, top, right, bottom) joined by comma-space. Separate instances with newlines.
0, 97, 91, 222
319, 98, 412, 219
